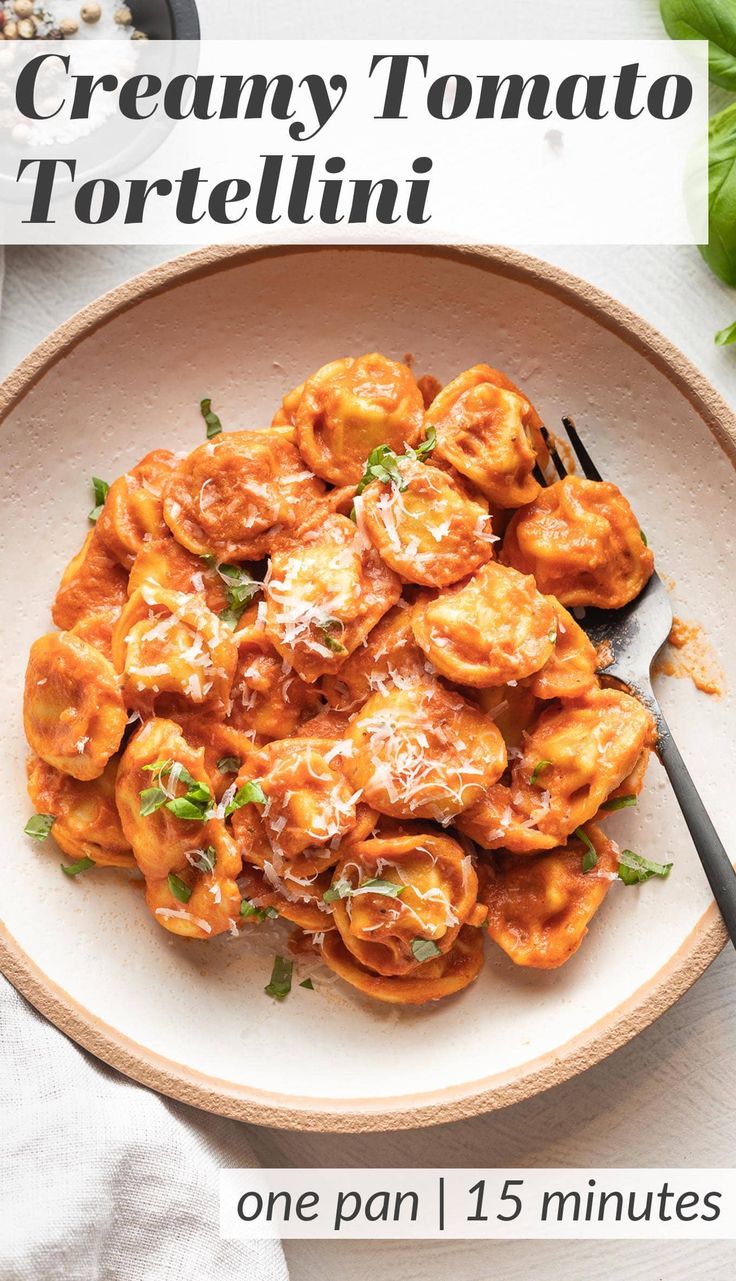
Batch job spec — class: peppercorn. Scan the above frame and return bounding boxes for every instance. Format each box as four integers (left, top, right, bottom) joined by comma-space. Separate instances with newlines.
114, 5, 132, 25
59, 17, 79, 34
13, 0, 34, 18
80, 2, 102, 22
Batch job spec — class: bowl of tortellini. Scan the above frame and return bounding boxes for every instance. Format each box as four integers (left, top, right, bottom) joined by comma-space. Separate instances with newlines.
1, 244, 733, 1129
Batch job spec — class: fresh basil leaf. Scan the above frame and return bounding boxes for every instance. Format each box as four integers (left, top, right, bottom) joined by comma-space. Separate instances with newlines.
530, 759, 552, 787
413, 425, 437, 460
318, 618, 348, 655
411, 937, 442, 962
225, 780, 267, 817
660, 0, 736, 91
354, 877, 405, 898
575, 826, 598, 872
240, 900, 279, 922
143, 759, 199, 790
194, 846, 217, 873
265, 954, 293, 1001
355, 444, 406, 496
200, 397, 223, 439
61, 856, 96, 877
217, 756, 241, 774
24, 813, 55, 841
299, 977, 315, 990
700, 103, 736, 287
139, 787, 167, 817
715, 320, 736, 346
618, 849, 673, 885
88, 476, 109, 523
216, 564, 262, 628
165, 796, 210, 821
167, 872, 192, 903
323, 879, 352, 904
601, 794, 638, 812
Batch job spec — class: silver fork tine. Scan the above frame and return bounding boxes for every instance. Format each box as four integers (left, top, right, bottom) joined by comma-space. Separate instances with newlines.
540, 425, 567, 479
561, 414, 603, 481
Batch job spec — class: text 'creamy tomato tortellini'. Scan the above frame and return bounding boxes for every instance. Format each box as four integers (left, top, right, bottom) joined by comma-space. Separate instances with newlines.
425, 364, 543, 508
116, 718, 241, 938
27, 754, 135, 869
96, 449, 177, 569
457, 686, 656, 853
295, 352, 424, 486
230, 735, 373, 885
24, 632, 127, 781
502, 475, 655, 608
163, 429, 325, 561
480, 824, 618, 969
356, 454, 496, 586
345, 680, 507, 823
412, 560, 557, 687
52, 527, 129, 633
112, 583, 237, 717
265, 513, 401, 682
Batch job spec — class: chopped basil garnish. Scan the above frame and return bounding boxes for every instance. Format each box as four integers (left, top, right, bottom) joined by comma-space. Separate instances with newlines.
88, 476, 109, 523
323, 876, 404, 904
61, 856, 96, 877
354, 429, 437, 498
167, 872, 192, 903
601, 794, 637, 812
640, 529, 648, 546
139, 760, 214, 821
225, 780, 267, 817
192, 845, 216, 873
217, 564, 263, 629
530, 760, 552, 787
299, 978, 315, 990
318, 618, 348, 655
240, 900, 279, 922
575, 826, 598, 872
265, 954, 293, 1001
715, 320, 736, 347
24, 813, 55, 841
217, 756, 241, 774
200, 397, 223, 440
411, 937, 442, 963
323, 878, 352, 904
618, 849, 673, 886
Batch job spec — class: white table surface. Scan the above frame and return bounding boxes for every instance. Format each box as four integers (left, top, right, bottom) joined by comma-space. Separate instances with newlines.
3, 2, 736, 1279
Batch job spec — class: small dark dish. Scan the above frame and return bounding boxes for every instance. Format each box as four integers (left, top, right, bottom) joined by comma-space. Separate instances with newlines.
129, 0, 200, 39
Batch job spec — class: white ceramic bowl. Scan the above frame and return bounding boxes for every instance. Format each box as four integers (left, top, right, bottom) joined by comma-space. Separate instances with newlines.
1, 245, 734, 1132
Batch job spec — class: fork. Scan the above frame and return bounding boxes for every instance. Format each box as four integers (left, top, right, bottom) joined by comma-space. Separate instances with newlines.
533, 416, 736, 946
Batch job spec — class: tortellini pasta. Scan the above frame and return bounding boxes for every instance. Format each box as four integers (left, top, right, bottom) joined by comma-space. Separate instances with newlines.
295, 352, 424, 485
425, 364, 544, 507
264, 513, 401, 682
345, 680, 507, 823
356, 456, 495, 586
163, 429, 325, 561
24, 632, 126, 781
411, 561, 557, 687
502, 475, 654, 608
480, 825, 617, 968
23, 350, 662, 1008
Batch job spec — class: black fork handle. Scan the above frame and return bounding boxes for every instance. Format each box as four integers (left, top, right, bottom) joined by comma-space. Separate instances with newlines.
657, 712, 736, 947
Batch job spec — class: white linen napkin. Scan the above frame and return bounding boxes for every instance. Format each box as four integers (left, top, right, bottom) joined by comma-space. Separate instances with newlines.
0, 978, 289, 1280
0, 246, 288, 1280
